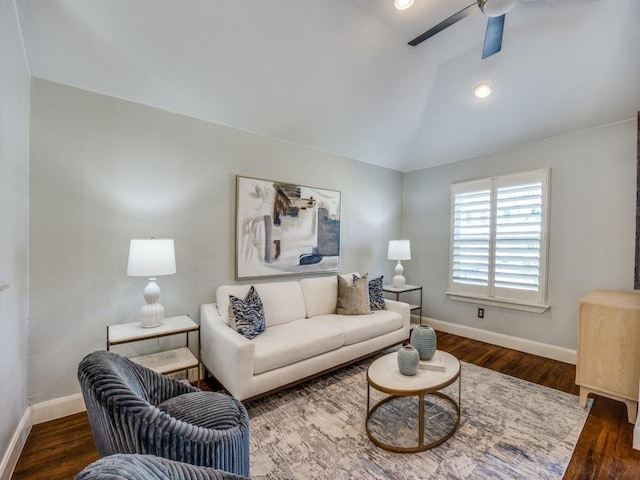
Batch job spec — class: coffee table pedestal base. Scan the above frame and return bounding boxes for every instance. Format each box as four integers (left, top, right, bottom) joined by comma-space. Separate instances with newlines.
365, 350, 462, 453
365, 380, 461, 453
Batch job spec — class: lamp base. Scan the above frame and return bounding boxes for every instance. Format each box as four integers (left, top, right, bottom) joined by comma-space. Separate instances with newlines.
392, 260, 407, 288
139, 278, 165, 328
139, 303, 165, 328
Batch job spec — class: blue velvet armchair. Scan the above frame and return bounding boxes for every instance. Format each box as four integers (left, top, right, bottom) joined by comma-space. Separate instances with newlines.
74, 453, 248, 479
74, 454, 247, 480
78, 351, 250, 477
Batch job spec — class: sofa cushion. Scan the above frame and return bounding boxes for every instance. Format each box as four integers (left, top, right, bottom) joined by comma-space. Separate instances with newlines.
255, 282, 307, 327
300, 273, 359, 318
252, 319, 344, 375
229, 286, 266, 339
217, 281, 306, 328
313, 309, 403, 346
299, 276, 338, 317
368, 275, 386, 311
217, 285, 253, 326
337, 274, 371, 315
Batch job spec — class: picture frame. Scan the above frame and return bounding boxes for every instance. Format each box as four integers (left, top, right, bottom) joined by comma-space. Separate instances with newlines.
235, 175, 341, 279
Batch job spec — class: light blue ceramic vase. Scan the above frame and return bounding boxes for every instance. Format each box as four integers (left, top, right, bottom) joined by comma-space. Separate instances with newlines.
410, 324, 437, 360
397, 345, 419, 376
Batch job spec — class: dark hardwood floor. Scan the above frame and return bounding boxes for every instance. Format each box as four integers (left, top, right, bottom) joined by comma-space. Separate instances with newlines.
12, 332, 640, 479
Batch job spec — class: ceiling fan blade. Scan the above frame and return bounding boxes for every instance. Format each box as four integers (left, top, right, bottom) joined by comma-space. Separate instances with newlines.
481, 14, 505, 59
408, 3, 476, 47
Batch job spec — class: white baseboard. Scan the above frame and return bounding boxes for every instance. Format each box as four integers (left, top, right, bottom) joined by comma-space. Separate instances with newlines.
31, 393, 86, 425
423, 317, 577, 365
0, 394, 87, 480
0, 408, 32, 480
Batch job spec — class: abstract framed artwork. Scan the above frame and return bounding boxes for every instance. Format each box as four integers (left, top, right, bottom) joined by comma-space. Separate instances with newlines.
236, 175, 341, 279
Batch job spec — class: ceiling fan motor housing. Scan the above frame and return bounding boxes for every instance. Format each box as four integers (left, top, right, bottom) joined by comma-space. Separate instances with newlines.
477, 0, 518, 17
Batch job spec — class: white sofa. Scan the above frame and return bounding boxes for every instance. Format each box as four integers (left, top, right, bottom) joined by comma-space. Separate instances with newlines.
200, 274, 410, 401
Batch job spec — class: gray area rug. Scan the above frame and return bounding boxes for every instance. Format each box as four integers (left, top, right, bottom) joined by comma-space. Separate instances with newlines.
246, 356, 590, 479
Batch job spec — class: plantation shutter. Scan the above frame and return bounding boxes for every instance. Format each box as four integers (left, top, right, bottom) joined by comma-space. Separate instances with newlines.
451, 185, 491, 295
494, 181, 542, 292
448, 169, 550, 310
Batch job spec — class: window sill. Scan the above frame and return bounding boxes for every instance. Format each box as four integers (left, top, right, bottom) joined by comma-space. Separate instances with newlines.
446, 292, 549, 314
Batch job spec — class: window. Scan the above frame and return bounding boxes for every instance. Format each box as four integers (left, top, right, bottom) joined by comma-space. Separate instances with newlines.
447, 169, 550, 313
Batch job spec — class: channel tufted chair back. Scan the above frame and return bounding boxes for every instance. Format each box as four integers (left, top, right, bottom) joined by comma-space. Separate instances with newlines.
78, 351, 250, 477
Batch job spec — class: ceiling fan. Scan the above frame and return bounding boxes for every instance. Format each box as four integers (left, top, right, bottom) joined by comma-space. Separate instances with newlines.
408, 0, 519, 59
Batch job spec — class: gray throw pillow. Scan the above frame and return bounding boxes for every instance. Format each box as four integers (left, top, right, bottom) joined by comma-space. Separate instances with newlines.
337, 274, 372, 315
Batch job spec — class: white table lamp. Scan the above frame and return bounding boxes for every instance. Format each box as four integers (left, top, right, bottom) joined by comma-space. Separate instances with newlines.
388, 240, 411, 288
127, 238, 176, 328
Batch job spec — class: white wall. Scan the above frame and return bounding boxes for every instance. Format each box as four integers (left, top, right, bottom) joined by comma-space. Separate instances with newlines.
404, 120, 637, 351
28, 78, 404, 405
0, 0, 30, 476
23, 71, 637, 417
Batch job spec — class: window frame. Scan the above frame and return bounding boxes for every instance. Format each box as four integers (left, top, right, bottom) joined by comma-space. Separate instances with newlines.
446, 169, 551, 313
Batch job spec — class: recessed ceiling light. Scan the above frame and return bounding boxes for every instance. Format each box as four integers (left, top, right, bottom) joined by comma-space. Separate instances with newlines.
474, 84, 492, 99
395, 0, 414, 10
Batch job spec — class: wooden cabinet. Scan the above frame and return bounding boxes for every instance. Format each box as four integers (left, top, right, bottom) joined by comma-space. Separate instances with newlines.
577, 290, 640, 423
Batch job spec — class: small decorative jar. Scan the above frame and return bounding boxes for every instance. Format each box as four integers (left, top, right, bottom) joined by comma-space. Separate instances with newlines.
411, 324, 437, 361
397, 345, 420, 376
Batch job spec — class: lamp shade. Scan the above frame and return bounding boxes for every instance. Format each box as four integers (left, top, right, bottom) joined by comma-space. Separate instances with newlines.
127, 239, 176, 277
387, 240, 411, 261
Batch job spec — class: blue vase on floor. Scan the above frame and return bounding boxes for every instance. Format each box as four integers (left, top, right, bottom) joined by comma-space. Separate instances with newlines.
397, 345, 419, 376
411, 324, 437, 360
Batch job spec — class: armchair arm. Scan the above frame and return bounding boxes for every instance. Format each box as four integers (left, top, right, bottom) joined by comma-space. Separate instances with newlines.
75, 454, 249, 480
127, 396, 250, 475
200, 303, 255, 400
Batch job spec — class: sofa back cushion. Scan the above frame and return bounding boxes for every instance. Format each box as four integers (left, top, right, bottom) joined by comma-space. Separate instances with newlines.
217, 281, 306, 328
300, 273, 359, 318
216, 285, 251, 326
299, 276, 337, 317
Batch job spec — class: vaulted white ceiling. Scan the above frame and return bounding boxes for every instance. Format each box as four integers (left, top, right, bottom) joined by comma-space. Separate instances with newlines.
15, 0, 640, 172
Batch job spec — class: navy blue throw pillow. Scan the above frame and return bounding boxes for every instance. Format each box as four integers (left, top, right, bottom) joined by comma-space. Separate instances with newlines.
368, 275, 386, 311
229, 286, 266, 339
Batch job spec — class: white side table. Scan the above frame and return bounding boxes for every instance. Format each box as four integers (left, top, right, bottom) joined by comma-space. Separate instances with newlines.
382, 284, 423, 324
107, 315, 201, 382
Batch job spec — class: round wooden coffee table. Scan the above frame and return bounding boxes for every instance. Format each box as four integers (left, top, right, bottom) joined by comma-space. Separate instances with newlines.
365, 350, 461, 453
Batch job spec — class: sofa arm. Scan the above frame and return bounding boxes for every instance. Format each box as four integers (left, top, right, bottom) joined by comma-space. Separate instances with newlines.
200, 303, 255, 400
385, 299, 411, 333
